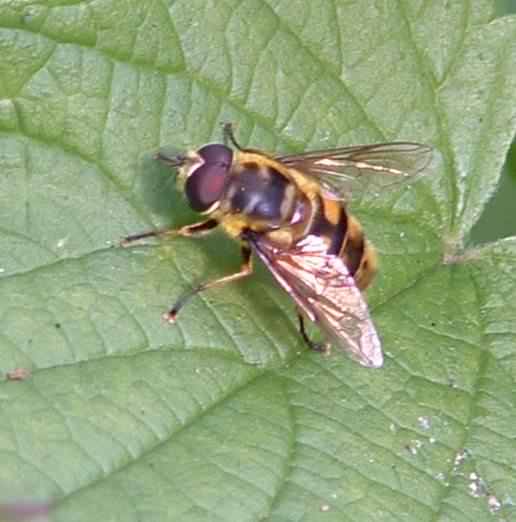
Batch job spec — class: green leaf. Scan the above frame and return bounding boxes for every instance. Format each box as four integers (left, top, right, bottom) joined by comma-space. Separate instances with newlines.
1, 2, 515, 521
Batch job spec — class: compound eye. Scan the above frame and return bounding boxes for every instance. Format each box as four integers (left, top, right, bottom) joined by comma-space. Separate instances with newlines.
184, 144, 233, 212
197, 144, 233, 167
185, 163, 228, 212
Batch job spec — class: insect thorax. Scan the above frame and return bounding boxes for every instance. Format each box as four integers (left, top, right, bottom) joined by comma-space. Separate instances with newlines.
220, 162, 299, 225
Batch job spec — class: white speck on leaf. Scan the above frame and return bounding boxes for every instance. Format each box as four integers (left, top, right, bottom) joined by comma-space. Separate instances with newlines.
56, 237, 69, 248
468, 472, 488, 498
417, 415, 431, 430
453, 449, 469, 468
407, 439, 423, 455
487, 494, 501, 513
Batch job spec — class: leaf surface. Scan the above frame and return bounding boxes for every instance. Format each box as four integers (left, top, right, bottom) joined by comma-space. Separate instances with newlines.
0, 2, 515, 521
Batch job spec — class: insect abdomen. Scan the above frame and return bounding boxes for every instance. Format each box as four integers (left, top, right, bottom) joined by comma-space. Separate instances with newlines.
308, 195, 348, 256
307, 196, 377, 290
343, 213, 377, 290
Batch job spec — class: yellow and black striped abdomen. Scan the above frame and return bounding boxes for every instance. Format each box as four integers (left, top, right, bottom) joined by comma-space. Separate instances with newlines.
306, 196, 377, 290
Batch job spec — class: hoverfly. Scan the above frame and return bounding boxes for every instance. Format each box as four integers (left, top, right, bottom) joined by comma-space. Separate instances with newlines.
122, 124, 432, 368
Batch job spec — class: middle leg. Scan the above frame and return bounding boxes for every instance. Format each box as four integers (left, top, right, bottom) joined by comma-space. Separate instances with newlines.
164, 244, 253, 323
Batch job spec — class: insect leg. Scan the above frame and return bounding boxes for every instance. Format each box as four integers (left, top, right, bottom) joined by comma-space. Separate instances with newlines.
222, 122, 244, 150
297, 312, 327, 353
164, 244, 253, 323
120, 218, 219, 246
223, 123, 267, 155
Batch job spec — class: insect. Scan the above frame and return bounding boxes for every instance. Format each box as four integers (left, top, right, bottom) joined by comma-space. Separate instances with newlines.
122, 124, 432, 367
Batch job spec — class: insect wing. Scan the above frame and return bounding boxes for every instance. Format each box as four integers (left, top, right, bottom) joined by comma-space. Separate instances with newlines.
277, 142, 433, 199
249, 234, 383, 368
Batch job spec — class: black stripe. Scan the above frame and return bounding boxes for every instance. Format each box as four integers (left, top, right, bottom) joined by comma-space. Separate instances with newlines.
328, 207, 348, 255
343, 235, 364, 276
308, 197, 348, 256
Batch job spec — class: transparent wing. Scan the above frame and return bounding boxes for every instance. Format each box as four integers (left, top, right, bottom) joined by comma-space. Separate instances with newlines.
248, 233, 383, 368
277, 142, 433, 199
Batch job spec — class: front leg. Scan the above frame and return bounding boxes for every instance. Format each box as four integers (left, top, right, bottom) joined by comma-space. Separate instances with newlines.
120, 218, 219, 247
